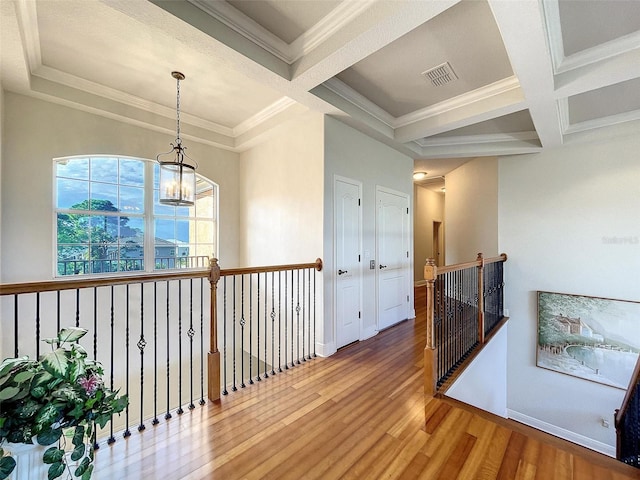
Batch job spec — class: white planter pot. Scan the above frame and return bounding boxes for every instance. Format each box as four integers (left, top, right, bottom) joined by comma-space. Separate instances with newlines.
2, 442, 49, 480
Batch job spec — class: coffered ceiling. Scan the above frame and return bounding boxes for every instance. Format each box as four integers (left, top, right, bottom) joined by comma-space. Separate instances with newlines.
2, 0, 640, 178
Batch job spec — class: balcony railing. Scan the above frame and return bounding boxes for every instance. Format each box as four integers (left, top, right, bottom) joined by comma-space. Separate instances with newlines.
57, 255, 210, 275
423, 253, 508, 395
0, 257, 323, 445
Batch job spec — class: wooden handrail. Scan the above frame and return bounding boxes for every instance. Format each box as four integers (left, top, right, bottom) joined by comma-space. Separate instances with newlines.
220, 258, 323, 276
615, 354, 640, 426
437, 253, 507, 275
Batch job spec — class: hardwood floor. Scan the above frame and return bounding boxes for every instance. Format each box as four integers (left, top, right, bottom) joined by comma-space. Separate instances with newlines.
93, 289, 639, 479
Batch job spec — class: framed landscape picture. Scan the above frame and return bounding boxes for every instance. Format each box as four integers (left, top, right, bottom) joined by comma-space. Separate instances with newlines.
537, 291, 640, 389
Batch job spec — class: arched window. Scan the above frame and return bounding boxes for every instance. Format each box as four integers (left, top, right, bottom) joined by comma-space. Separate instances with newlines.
54, 155, 217, 276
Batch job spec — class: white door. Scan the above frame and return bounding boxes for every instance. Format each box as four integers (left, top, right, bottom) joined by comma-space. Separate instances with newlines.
377, 188, 410, 330
335, 177, 361, 349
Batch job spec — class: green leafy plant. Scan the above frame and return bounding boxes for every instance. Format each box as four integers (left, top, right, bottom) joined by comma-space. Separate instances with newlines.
0, 327, 128, 480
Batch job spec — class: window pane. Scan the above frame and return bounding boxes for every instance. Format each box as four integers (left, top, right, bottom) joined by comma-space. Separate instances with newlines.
57, 245, 89, 276
153, 190, 175, 215
119, 159, 144, 187
175, 219, 190, 243
153, 163, 160, 189
120, 186, 144, 214
90, 157, 118, 184
120, 216, 144, 242
90, 216, 119, 243
57, 179, 89, 209
195, 220, 213, 242
155, 218, 175, 242
119, 244, 144, 272
195, 190, 214, 219
176, 205, 190, 217
57, 213, 89, 244
57, 158, 89, 180
195, 244, 215, 261
90, 183, 118, 211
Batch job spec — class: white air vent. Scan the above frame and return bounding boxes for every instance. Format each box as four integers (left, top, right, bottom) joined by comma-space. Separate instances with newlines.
421, 62, 458, 86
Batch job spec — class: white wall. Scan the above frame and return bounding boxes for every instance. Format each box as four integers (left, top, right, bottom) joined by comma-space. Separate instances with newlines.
500, 123, 640, 455
414, 185, 444, 282
0, 92, 241, 283
447, 323, 507, 417
323, 116, 414, 356
238, 110, 324, 267
445, 157, 498, 264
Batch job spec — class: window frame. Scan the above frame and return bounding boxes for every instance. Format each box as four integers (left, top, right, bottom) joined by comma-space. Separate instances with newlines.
53, 154, 218, 278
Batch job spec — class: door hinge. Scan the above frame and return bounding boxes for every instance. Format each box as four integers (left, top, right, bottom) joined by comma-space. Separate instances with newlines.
358, 254, 361, 262
358, 198, 361, 206
407, 295, 410, 302
406, 207, 409, 214
358, 311, 361, 319
406, 251, 409, 258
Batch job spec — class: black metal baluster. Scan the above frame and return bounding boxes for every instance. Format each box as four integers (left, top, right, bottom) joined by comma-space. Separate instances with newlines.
124, 285, 131, 438
188, 278, 196, 409
108, 286, 116, 444
249, 274, 254, 385
13, 296, 18, 357
284, 272, 288, 370
278, 272, 283, 372
93, 287, 99, 450
296, 269, 301, 365
177, 281, 184, 414
56, 291, 61, 333
291, 270, 294, 368
76, 288, 80, 328
307, 268, 311, 360
138, 283, 146, 432
165, 280, 172, 419
153, 282, 159, 425
232, 276, 238, 392
264, 272, 269, 379
301, 270, 306, 362
240, 275, 246, 388
270, 271, 276, 375
256, 274, 261, 382
313, 268, 317, 358
35, 292, 40, 359
200, 278, 206, 405
222, 277, 228, 395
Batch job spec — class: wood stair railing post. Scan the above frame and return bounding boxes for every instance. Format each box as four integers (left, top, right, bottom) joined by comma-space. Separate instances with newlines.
207, 258, 221, 402
424, 258, 438, 396
477, 253, 485, 344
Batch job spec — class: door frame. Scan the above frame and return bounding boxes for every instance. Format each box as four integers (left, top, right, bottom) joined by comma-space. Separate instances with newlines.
333, 175, 363, 348
375, 185, 411, 331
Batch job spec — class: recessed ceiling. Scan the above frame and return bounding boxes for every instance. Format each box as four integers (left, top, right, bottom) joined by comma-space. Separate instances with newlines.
2, 0, 640, 174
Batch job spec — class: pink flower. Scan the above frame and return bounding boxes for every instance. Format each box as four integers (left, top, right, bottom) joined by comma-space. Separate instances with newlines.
78, 374, 100, 396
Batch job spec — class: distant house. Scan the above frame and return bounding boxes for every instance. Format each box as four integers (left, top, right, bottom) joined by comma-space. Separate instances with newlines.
554, 315, 604, 341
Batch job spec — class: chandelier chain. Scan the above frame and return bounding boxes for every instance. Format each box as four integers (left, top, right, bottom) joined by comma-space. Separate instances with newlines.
176, 76, 181, 145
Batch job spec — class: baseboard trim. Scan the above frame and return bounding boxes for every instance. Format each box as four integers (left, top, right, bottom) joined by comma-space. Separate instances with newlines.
506, 409, 615, 457
315, 341, 336, 358
361, 326, 378, 341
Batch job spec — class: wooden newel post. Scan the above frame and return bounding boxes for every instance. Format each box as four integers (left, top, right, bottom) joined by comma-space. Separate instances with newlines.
477, 253, 485, 344
424, 258, 437, 396
207, 258, 221, 402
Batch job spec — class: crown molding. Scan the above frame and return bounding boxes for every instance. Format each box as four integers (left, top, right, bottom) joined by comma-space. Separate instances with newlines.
188, 0, 375, 65
233, 96, 298, 136
563, 108, 640, 136
416, 131, 539, 148
323, 78, 395, 128
188, 0, 292, 63
15, 0, 40, 74
394, 76, 521, 128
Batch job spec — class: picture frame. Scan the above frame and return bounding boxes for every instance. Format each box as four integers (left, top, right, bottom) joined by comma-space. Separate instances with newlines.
536, 291, 640, 389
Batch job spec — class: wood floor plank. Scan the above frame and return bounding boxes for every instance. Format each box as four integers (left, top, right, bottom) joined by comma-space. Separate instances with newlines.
90, 288, 640, 480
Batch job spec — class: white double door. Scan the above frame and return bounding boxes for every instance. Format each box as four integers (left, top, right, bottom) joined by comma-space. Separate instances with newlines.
376, 187, 410, 331
334, 179, 410, 348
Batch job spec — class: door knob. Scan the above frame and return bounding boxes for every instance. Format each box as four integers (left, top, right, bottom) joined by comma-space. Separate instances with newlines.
379, 264, 387, 269
338, 269, 348, 275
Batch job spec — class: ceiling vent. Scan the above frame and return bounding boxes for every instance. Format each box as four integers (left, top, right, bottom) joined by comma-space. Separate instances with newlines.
421, 62, 458, 87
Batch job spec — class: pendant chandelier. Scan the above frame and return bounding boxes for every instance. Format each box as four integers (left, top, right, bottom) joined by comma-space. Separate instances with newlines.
157, 71, 197, 206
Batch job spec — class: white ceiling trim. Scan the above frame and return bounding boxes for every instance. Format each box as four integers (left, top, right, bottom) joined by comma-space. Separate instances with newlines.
15, 0, 40, 74
233, 96, 297, 136
416, 138, 541, 159
416, 131, 539, 148
289, 0, 377, 64
564, 108, 640, 137
188, 0, 375, 65
394, 76, 521, 128
189, 0, 291, 63
323, 78, 395, 128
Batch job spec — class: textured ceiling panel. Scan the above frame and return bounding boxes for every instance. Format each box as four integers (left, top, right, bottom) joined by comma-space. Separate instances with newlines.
335, 0, 513, 117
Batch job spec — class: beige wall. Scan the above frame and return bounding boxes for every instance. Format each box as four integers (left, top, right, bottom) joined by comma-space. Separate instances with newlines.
445, 157, 498, 264
238, 110, 324, 267
0, 92, 241, 283
413, 184, 444, 282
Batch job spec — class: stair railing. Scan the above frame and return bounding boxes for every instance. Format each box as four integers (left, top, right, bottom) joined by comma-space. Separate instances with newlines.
423, 253, 507, 396
615, 355, 640, 467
